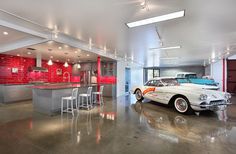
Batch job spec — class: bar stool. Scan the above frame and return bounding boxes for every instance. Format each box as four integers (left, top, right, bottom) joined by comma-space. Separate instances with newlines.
92, 85, 104, 105
61, 88, 79, 116
79, 87, 93, 110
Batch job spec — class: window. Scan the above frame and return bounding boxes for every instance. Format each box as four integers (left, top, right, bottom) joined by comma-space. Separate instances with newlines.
144, 68, 160, 83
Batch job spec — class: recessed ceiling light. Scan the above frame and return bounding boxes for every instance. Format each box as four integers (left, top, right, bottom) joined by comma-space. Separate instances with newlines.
27, 52, 32, 55
140, 2, 145, 6
58, 47, 62, 50
87, 54, 90, 56
75, 51, 78, 53
56, 60, 59, 62
3, 31, 8, 35
126, 10, 185, 28
150, 46, 181, 50
17, 54, 20, 57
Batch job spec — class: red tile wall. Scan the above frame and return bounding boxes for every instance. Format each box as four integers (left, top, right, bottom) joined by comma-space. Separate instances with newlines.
0, 54, 116, 84
100, 76, 116, 84
0, 54, 80, 84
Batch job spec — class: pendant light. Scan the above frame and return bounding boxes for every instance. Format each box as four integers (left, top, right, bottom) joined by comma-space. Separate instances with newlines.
64, 61, 69, 67
77, 63, 81, 69
47, 59, 53, 65
77, 56, 81, 69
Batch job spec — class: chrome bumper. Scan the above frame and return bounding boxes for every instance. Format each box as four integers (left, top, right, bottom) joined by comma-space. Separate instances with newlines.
199, 102, 232, 108
191, 100, 232, 111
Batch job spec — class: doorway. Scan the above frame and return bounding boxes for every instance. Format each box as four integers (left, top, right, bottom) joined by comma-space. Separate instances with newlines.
125, 68, 131, 94
227, 60, 236, 93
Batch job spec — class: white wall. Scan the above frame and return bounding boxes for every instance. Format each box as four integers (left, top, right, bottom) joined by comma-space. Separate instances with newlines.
205, 65, 211, 76
208, 59, 227, 91
116, 61, 126, 97
211, 60, 223, 91
130, 66, 143, 88
116, 60, 144, 97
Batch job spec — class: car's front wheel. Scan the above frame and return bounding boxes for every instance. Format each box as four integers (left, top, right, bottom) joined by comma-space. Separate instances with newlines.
174, 97, 193, 114
135, 89, 144, 101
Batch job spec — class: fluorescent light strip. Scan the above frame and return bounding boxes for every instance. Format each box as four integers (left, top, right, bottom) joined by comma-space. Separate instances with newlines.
150, 46, 181, 50
160, 57, 179, 60
127, 10, 185, 28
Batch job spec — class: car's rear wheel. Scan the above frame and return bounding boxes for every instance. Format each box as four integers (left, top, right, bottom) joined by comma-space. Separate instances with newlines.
135, 89, 143, 101
174, 97, 193, 114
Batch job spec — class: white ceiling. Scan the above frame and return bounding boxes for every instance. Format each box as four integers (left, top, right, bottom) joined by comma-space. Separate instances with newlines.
1, 0, 236, 67
4, 41, 114, 63
0, 25, 33, 46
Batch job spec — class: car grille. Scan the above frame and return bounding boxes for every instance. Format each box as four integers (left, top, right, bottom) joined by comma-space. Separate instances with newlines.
210, 100, 225, 106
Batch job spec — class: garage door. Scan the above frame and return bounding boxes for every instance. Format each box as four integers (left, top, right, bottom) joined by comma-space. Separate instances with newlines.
227, 60, 236, 93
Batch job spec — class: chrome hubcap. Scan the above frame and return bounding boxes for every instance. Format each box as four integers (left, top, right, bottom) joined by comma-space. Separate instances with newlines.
136, 90, 142, 100
175, 98, 188, 113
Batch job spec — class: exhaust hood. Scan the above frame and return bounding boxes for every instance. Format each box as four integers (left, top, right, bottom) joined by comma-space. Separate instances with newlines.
28, 54, 48, 72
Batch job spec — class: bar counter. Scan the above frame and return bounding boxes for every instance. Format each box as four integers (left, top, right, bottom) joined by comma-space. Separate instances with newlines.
31, 83, 97, 116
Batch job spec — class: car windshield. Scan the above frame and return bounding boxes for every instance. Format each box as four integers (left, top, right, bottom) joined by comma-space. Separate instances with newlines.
185, 74, 197, 78
161, 78, 179, 86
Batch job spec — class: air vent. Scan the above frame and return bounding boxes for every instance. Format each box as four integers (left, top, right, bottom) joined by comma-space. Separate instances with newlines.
27, 48, 36, 50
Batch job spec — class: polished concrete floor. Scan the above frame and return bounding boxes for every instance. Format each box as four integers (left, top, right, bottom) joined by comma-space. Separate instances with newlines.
0, 96, 236, 154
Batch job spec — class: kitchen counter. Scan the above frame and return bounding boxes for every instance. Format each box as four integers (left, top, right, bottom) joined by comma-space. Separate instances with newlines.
0, 84, 33, 103
30, 83, 97, 90
31, 83, 97, 116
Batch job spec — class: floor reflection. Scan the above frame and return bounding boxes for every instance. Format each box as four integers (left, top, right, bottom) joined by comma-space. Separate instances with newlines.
131, 101, 234, 144
0, 96, 236, 154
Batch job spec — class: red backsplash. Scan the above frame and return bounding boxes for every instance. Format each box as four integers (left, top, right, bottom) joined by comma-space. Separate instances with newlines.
100, 76, 117, 84
0, 54, 80, 84
0, 54, 116, 84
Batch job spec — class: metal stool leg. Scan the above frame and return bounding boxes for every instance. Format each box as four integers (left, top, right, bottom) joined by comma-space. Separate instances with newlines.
61, 99, 64, 115
71, 100, 74, 116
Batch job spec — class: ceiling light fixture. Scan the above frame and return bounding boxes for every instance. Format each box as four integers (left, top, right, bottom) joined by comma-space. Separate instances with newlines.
150, 46, 181, 50
77, 63, 81, 69
87, 54, 90, 57
126, 10, 185, 28
27, 52, 32, 55
3, 31, 8, 35
58, 46, 62, 50
64, 61, 69, 67
160, 57, 179, 60
75, 51, 78, 53
140, 0, 149, 11
47, 59, 53, 65
17, 54, 20, 57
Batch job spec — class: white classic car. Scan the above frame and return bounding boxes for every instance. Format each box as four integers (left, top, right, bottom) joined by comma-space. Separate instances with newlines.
132, 77, 231, 114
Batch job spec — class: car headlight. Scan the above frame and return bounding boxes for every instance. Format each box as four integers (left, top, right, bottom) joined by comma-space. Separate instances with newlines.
199, 94, 208, 101
224, 93, 231, 99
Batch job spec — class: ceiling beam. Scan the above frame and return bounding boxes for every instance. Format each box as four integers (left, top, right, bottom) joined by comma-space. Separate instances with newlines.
0, 10, 51, 39
0, 37, 48, 53
52, 33, 121, 61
